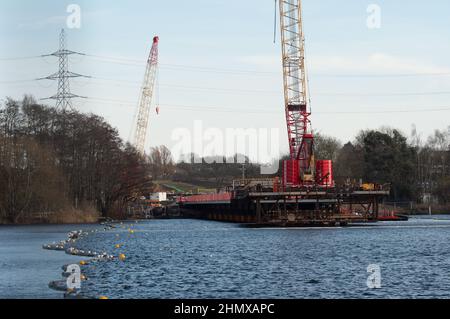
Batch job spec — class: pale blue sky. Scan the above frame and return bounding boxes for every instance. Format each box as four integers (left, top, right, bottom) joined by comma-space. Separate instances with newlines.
1, 0, 450, 158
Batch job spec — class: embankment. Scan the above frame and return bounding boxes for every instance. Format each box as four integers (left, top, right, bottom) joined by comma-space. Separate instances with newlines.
0, 207, 101, 225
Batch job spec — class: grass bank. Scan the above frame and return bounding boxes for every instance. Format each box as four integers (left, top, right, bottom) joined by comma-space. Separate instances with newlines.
0, 207, 101, 225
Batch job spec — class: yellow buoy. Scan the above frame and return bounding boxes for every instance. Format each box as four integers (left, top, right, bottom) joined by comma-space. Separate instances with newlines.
79, 260, 87, 266
118, 253, 126, 261
115, 244, 122, 249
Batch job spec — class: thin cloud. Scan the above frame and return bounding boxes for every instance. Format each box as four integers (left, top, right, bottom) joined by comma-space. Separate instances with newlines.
18, 15, 66, 29
17, 10, 107, 30
309, 53, 450, 75
236, 53, 450, 75
235, 55, 280, 70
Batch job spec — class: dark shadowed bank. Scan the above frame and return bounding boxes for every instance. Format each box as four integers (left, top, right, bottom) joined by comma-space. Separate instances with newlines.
0, 96, 152, 225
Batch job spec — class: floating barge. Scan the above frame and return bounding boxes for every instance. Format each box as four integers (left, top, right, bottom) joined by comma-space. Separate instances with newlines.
177, 179, 390, 227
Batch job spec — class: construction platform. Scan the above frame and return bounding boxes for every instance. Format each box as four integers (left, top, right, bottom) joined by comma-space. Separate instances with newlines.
177, 180, 390, 227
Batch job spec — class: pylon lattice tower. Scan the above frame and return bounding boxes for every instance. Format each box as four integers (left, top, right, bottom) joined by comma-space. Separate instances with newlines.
40, 29, 88, 111
133, 36, 159, 155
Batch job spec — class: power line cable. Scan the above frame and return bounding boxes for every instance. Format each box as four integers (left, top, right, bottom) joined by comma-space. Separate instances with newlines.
80, 96, 450, 114
3, 74, 450, 99
68, 78, 450, 97
0, 55, 43, 61
82, 54, 450, 78
2, 52, 450, 78
62, 76, 450, 96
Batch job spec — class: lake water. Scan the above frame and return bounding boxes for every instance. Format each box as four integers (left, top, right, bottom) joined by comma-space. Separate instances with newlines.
0, 224, 99, 299
1, 217, 450, 299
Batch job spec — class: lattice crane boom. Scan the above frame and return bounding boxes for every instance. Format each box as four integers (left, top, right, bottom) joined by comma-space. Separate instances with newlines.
279, 0, 314, 184
134, 36, 159, 155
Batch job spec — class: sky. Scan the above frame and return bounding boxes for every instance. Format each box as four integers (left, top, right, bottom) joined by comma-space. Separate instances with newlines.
1, 0, 450, 161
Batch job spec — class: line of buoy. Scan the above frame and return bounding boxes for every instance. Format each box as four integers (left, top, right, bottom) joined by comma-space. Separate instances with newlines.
46, 219, 141, 299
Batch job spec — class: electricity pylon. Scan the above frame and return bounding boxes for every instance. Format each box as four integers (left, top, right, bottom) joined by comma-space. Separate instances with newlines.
40, 29, 88, 111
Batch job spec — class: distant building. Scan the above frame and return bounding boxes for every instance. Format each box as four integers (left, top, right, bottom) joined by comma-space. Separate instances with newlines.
150, 192, 167, 203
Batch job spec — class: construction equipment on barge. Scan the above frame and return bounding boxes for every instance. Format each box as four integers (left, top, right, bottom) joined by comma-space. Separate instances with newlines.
178, 181, 389, 227
177, 0, 390, 226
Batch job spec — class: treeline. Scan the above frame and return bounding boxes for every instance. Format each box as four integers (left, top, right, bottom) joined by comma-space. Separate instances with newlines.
174, 154, 262, 189
0, 97, 151, 224
333, 127, 449, 204
308, 127, 448, 203
310, 129, 419, 200
146, 149, 262, 189
157, 127, 449, 204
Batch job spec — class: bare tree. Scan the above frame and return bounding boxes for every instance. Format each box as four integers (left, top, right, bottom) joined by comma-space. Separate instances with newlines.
1, 97, 153, 223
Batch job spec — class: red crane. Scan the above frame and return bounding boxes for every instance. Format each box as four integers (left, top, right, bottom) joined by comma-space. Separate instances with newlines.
279, 0, 315, 187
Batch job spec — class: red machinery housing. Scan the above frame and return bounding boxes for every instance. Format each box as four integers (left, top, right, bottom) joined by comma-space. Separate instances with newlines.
283, 160, 300, 187
315, 160, 334, 188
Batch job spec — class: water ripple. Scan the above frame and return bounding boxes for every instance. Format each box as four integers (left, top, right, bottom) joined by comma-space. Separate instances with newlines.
68, 217, 450, 299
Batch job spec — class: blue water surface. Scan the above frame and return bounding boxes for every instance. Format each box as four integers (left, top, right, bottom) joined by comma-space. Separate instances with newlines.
0, 224, 98, 299
77, 217, 450, 299
1, 216, 450, 299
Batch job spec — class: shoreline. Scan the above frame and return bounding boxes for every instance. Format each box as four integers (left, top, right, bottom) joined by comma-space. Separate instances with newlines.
2, 211, 450, 226
0, 207, 110, 226
0, 221, 102, 226
0, 216, 126, 226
